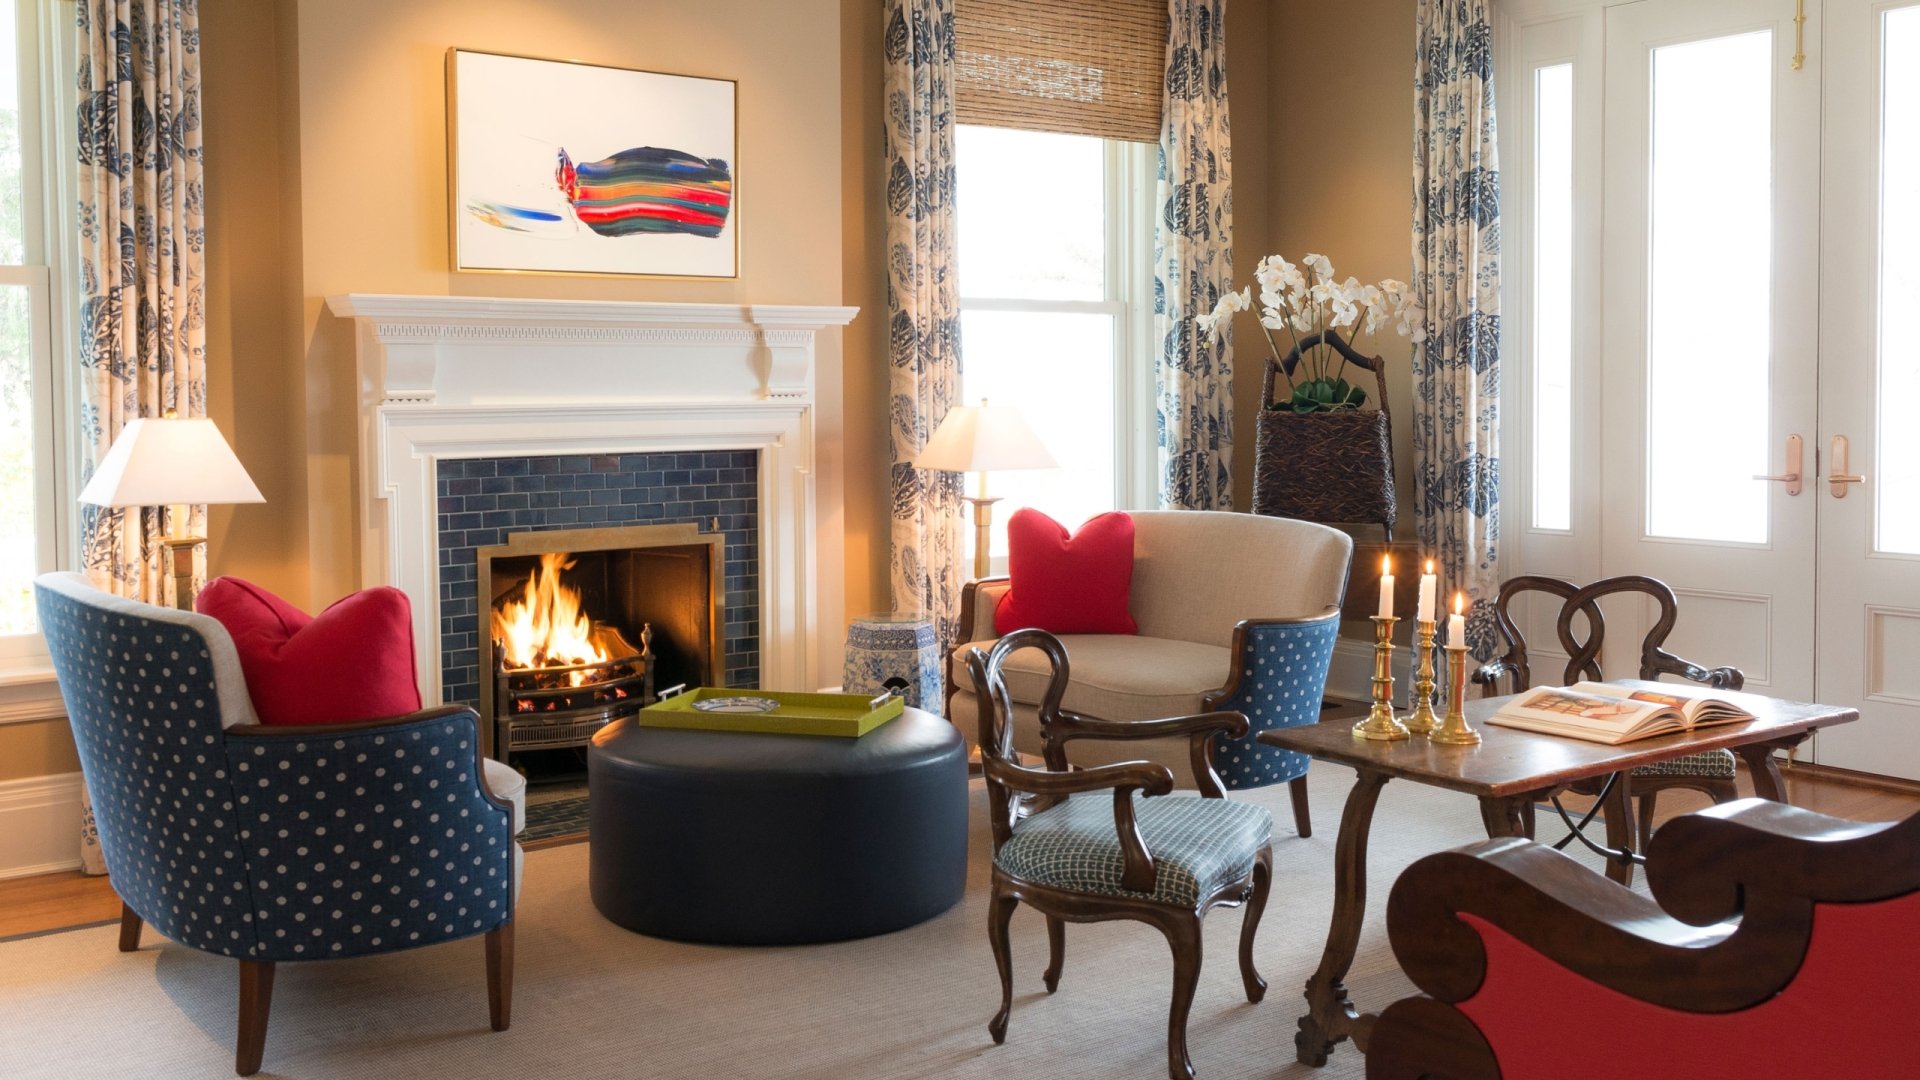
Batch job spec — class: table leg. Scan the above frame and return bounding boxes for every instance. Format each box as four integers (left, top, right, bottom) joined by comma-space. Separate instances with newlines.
1295, 768, 1390, 1067
1478, 794, 1532, 839
1737, 735, 1806, 802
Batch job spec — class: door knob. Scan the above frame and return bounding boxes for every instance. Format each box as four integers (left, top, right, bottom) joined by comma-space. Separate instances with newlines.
1753, 433, 1804, 496
1828, 434, 1866, 498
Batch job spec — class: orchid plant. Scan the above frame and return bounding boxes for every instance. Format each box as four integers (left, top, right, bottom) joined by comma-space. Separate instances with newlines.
1195, 253, 1425, 414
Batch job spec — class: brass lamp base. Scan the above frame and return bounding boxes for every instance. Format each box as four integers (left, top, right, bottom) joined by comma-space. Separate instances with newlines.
962, 494, 1002, 580
161, 535, 205, 612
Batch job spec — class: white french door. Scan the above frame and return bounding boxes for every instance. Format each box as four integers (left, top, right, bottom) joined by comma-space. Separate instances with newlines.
1598, 0, 1821, 704
1506, 0, 1920, 780
1813, 0, 1920, 777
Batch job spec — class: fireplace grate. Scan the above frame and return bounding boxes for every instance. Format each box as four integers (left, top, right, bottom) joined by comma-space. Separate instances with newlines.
495, 655, 654, 758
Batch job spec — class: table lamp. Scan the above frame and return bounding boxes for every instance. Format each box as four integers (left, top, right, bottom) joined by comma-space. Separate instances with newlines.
912, 399, 1057, 579
77, 413, 264, 610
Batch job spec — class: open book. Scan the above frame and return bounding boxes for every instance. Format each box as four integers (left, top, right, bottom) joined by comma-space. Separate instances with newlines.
1483, 682, 1756, 745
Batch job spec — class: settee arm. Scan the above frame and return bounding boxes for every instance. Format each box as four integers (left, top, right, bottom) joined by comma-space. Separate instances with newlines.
958, 575, 1010, 644
1389, 799, 1920, 1015
223, 706, 516, 960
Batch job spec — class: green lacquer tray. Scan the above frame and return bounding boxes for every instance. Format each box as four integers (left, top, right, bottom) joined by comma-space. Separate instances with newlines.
637, 688, 905, 738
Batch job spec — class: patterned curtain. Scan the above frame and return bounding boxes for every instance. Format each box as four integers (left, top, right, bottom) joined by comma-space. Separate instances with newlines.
73, 0, 206, 875
1153, 0, 1234, 510
76, 0, 207, 605
882, 0, 965, 650
1412, 0, 1500, 656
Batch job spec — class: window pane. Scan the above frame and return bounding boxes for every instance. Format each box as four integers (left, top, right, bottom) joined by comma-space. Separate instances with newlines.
1879, 6, 1920, 554
959, 309, 1115, 561
1533, 63, 1574, 531
1646, 32, 1772, 543
956, 125, 1104, 301
0, 281, 34, 633
0, 0, 21, 266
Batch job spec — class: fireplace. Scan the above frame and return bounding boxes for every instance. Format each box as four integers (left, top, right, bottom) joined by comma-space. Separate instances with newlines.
478, 523, 723, 766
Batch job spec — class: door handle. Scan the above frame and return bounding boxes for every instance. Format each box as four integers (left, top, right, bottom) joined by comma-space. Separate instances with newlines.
1753, 433, 1804, 496
1828, 434, 1866, 498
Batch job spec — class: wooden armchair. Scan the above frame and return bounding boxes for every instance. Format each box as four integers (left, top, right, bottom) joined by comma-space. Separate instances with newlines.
967, 629, 1274, 1080
1473, 574, 1743, 878
1366, 799, 1920, 1079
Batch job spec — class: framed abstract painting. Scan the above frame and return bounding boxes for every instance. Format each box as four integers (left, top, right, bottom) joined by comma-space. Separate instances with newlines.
447, 49, 739, 279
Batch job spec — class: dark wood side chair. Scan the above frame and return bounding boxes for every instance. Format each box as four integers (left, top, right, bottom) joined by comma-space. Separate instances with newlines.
1473, 574, 1744, 880
967, 629, 1275, 1080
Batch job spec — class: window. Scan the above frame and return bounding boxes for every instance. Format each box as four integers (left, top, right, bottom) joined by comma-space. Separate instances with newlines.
954, 124, 1155, 569
1530, 63, 1574, 532
0, 0, 73, 666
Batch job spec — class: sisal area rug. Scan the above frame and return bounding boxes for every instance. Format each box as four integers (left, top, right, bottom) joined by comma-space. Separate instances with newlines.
0, 774, 1626, 1079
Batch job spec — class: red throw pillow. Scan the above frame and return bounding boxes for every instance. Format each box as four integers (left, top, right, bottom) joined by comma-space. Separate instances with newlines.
994, 509, 1137, 636
197, 577, 422, 726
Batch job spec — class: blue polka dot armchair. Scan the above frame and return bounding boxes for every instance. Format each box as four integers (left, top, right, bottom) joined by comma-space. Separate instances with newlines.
34, 573, 524, 1076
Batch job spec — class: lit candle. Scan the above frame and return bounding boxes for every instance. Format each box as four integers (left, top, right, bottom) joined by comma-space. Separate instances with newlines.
1448, 592, 1467, 649
1377, 555, 1395, 620
1417, 559, 1437, 623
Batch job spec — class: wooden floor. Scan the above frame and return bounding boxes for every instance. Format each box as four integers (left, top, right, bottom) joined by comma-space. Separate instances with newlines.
4, 763, 1914, 942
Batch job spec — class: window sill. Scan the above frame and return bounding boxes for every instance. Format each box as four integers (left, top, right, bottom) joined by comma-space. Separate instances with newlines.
0, 669, 63, 725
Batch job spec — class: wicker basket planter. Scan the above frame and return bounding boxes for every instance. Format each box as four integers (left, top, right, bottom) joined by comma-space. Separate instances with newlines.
1250, 330, 1397, 539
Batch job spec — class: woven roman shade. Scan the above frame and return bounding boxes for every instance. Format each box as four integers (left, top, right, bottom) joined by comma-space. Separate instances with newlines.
953, 0, 1169, 143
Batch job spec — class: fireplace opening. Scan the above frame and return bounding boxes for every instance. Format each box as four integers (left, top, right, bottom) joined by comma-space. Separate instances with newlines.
478, 523, 724, 771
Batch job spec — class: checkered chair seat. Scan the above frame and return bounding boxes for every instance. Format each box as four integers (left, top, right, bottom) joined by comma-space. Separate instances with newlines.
994, 793, 1272, 907
1630, 748, 1737, 780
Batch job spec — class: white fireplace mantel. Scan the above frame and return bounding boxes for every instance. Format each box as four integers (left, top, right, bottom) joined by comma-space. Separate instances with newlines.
325, 293, 859, 701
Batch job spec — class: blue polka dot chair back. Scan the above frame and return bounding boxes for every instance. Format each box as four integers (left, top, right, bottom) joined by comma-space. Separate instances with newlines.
33, 572, 515, 964
36, 572, 263, 957
1206, 609, 1342, 791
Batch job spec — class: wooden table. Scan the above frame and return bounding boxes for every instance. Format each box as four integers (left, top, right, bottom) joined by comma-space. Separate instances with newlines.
1256, 680, 1856, 1068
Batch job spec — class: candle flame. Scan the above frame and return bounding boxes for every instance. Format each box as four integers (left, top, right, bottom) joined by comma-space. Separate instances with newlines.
1381, 554, 1391, 574
1425, 558, 1435, 574
1454, 592, 1465, 615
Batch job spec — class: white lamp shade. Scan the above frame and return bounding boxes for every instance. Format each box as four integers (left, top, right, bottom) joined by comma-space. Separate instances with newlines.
912, 402, 1058, 473
78, 417, 265, 507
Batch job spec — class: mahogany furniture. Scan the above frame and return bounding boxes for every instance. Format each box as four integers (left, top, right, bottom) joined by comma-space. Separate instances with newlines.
1256, 683, 1855, 1069
949, 510, 1351, 823
1475, 574, 1744, 881
587, 704, 968, 944
1366, 799, 1920, 1080
35, 572, 523, 1076
967, 629, 1275, 1080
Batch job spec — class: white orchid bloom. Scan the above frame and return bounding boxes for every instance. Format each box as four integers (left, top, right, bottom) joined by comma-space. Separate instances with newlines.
1259, 311, 1289, 331
1359, 284, 1388, 334
1303, 252, 1335, 285
1378, 278, 1409, 307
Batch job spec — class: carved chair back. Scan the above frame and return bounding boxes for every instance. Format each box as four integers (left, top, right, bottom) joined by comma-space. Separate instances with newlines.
967, 629, 1075, 852
1475, 574, 1745, 699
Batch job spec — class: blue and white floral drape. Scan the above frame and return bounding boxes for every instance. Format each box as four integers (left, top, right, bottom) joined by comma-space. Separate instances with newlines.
883, 0, 965, 651
74, 0, 206, 875
1153, 0, 1235, 510
1412, 0, 1500, 656
77, 0, 207, 605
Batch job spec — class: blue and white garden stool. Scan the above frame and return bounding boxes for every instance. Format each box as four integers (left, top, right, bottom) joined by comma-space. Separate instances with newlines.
844, 613, 943, 710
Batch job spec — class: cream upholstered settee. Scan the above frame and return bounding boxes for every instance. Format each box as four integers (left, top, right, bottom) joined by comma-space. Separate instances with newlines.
947, 511, 1352, 832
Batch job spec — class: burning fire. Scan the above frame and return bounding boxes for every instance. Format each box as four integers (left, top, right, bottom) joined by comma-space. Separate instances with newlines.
492, 553, 633, 683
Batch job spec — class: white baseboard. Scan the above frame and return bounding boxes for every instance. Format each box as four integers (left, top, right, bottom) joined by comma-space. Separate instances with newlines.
0, 772, 83, 880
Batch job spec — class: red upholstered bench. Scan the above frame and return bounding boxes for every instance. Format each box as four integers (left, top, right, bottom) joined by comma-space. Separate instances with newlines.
1365, 798, 1920, 1080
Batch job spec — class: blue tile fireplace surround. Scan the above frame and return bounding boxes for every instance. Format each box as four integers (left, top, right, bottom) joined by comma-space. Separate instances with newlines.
434, 450, 760, 713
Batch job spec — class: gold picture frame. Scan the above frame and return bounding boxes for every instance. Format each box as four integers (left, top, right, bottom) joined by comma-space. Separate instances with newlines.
446, 48, 740, 280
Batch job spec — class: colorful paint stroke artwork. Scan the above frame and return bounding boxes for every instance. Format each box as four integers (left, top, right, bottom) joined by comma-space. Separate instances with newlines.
449, 50, 738, 278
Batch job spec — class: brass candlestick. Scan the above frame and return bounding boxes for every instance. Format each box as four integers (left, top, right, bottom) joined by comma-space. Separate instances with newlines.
1429, 643, 1482, 745
1405, 620, 1439, 735
1353, 615, 1410, 741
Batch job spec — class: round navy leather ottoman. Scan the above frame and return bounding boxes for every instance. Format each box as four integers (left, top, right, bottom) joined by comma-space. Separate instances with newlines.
587, 705, 968, 944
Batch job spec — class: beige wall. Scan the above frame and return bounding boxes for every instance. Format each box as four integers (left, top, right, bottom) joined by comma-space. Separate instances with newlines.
1257, 0, 1418, 538
840, 0, 890, 625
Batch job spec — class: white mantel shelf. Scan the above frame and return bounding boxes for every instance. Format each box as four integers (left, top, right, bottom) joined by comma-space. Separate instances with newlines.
327, 293, 859, 701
